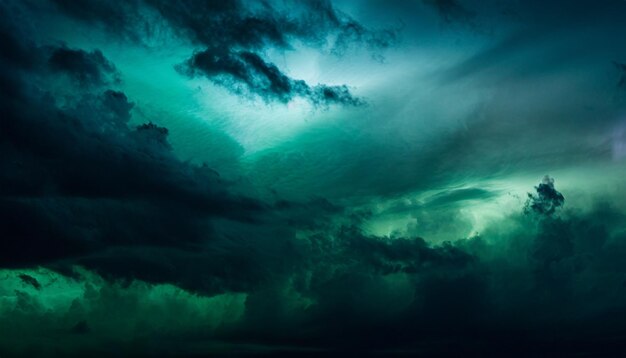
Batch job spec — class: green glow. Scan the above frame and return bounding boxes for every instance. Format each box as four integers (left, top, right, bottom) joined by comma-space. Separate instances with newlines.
3, 0, 626, 355
0, 268, 246, 354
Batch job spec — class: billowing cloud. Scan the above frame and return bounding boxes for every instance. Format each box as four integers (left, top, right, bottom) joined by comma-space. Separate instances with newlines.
47, 46, 119, 86
4, 180, 626, 356
2, 0, 626, 356
524, 175, 565, 216
48, 0, 394, 105
0, 9, 266, 286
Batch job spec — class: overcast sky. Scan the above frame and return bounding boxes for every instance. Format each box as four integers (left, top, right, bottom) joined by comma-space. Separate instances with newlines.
2, 0, 626, 356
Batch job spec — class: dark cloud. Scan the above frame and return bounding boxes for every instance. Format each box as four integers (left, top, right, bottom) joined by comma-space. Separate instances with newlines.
181, 48, 364, 106
146, 1, 290, 49
0, 9, 270, 290
48, 46, 119, 86
146, 0, 395, 54
338, 228, 475, 275
18, 273, 41, 290
524, 175, 565, 216
134, 121, 171, 149
0, 1, 356, 298
423, 0, 476, 26
2, 1, 626, 357
160, 0, 389, 105
50, 0, 144, 41
2, 173, 626, 356
228, 184, 626, 356
49, 0, 394, 105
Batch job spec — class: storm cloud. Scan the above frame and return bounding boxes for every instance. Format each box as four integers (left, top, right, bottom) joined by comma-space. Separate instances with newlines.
47, 46, 119, 86
181, 48, 364, 106
48, 0, 394, 105
1, 0, 626, 357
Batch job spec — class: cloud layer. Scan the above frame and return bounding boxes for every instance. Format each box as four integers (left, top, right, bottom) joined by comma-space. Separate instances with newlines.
1, 0, 626, 356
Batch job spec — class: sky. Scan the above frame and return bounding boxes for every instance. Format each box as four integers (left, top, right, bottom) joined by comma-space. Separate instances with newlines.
1, 0, 626, 356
